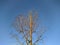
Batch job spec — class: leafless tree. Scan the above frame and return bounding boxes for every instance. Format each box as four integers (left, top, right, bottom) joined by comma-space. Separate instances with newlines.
11, 11, 46, 45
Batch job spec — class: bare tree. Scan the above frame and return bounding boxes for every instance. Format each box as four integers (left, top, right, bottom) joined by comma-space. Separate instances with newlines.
12, 11, 46, 45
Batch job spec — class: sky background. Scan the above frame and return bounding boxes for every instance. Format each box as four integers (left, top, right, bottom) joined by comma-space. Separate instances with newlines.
0, 0, 60, 45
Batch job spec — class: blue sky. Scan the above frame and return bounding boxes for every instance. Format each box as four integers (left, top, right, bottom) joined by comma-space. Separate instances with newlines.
0, 0, 60, 45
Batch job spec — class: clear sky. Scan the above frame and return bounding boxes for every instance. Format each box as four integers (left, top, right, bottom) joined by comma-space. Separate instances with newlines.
0, 0, 60, 45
